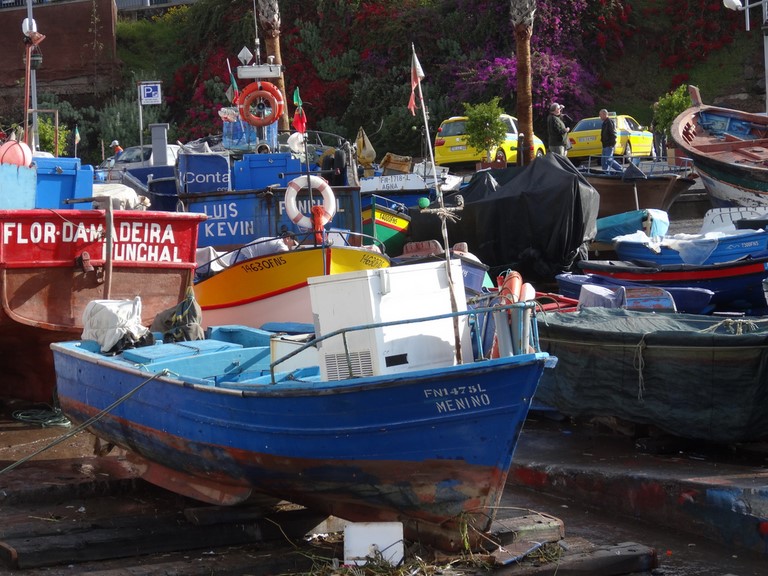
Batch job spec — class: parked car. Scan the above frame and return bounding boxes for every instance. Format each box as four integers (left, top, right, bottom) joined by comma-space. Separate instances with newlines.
95, 144, 181, 181
434, 114, 546, 167
567, 113, 653, 163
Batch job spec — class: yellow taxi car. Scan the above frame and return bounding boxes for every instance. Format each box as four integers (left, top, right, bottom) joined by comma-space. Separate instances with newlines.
434, 114, 546, 167
567, 113, 653, 164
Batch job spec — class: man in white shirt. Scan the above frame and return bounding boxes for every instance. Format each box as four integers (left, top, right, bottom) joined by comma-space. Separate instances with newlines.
233, 232, 297, 263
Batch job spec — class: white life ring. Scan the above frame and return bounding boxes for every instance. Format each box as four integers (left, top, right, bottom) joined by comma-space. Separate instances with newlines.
284, 175, 336, 230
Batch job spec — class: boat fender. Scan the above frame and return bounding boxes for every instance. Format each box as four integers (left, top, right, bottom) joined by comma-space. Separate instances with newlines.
332, 149, 348, 186
285, 175, 336, 230
238, 81, 285, 128
498, 270, 522, 303
0, 140, 33, 167
490, 271, 524, 358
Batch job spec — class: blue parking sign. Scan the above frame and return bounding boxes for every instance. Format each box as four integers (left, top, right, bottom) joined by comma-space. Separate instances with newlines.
140, 82, 162, 105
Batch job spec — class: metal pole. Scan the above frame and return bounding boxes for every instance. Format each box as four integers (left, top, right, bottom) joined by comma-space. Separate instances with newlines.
25, 0, 39, 150
137, 83, 144, 162
23, 43, 31, 146
764, 3, 768, 114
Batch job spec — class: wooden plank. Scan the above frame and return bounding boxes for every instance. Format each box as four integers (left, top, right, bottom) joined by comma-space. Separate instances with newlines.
494, 540, 658, 575
0, 507, 328, 569
491, 513, 565, 546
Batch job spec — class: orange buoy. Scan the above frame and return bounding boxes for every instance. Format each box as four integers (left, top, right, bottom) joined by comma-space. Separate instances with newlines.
0, 141, 33, 167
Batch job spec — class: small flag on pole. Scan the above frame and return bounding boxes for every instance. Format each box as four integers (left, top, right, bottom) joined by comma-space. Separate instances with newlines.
293, 87, 307, 134
74, 125, 81, 145
226, 59, 239, 104
408, 46, 425, 116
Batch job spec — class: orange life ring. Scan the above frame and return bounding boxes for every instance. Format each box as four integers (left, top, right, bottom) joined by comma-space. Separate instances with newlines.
238, 81, 285, 127
284, 175, 336, 230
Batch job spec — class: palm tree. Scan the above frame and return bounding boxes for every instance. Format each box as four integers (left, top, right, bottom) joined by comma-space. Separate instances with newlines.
256, 0, 290, 131
509, 0, 536, 164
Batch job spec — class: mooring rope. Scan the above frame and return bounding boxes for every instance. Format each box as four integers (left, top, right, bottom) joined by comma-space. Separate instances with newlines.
633, 334, 649, 402
0, 369, 170, 476
698, 317, 763, 335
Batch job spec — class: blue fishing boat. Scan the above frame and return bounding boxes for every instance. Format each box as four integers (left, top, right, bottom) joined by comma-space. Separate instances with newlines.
579, 255, 768, 313
51, 261, 554, 551
556, 272, 714, 314
612, 229, 768, 266
123, 128, 362, 250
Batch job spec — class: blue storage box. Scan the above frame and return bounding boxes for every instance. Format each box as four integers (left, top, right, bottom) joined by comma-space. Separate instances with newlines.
34, 157, 93, 209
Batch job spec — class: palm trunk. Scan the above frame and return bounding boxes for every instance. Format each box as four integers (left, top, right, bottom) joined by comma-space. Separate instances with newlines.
515, 23, 533, 164
257, 1, 289, 132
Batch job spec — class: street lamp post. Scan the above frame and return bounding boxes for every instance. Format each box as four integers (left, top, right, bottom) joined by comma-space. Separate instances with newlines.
723, 0, 768, 114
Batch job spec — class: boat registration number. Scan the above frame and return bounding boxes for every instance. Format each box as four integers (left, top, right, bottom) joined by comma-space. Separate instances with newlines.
450, 145, 467, 151
579, 136, 596, 142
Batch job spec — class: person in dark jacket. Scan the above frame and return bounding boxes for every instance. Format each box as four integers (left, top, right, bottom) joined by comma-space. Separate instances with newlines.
599, 109, 623, 172
546, 103, 569, 155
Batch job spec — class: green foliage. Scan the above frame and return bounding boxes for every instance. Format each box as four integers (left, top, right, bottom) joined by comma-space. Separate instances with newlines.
37, 117, 70, 157
8, 0, 754, 163
462, 98, 506, 162
652, 84, 691, 140
117, 8, 189, 83
94, 85, 170, 152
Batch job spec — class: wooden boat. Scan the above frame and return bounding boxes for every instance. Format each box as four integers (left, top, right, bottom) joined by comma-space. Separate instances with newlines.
51, 260, 553, 551
194, 230, 390, 329
579, 161, 696, 218
536, 307, 768, 444
361, 194, 411, 257
612, 228, 768, 266
578, 255, 768, 313
556, 272, 714, 314
671, 85, 768, 209
0, 158, 204, 403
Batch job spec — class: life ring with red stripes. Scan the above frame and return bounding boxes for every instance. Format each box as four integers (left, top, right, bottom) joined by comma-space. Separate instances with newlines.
284, 175, 336, 230
238, 81, 285, 127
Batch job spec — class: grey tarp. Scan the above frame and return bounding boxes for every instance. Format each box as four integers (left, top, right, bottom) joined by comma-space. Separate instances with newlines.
536, 307, 768, 443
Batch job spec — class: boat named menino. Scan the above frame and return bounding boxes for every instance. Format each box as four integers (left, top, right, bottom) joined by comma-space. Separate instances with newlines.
52, 260, 555, 551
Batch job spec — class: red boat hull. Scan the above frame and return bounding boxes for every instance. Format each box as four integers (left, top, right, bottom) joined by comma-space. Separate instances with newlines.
0, 209, 205, 402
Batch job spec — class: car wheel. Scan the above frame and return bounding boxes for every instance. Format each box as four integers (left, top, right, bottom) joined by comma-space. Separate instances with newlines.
495, 149, 507, 163
623, 142, 632, 159
535, 148, 544, 158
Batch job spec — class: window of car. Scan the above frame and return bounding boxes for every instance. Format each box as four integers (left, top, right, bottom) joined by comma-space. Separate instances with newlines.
573, 118, 602, 131
500, 116, 518, 134
440, 121, 466, 137
116, 147, 146, 164
624, 117, 641, 131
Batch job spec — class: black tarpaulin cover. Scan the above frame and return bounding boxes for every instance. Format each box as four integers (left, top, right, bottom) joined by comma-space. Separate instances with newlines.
408, 154, 599, 280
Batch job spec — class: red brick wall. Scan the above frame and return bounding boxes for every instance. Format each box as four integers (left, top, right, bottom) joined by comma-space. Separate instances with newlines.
0, 0, 120, 113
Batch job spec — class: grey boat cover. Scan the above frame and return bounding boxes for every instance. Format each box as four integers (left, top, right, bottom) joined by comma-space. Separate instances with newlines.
407, 154, 599, 280
536, 307, 768, 444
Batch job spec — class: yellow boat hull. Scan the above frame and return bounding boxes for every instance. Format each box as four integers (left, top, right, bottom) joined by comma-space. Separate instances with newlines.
194, 246, 389, 328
